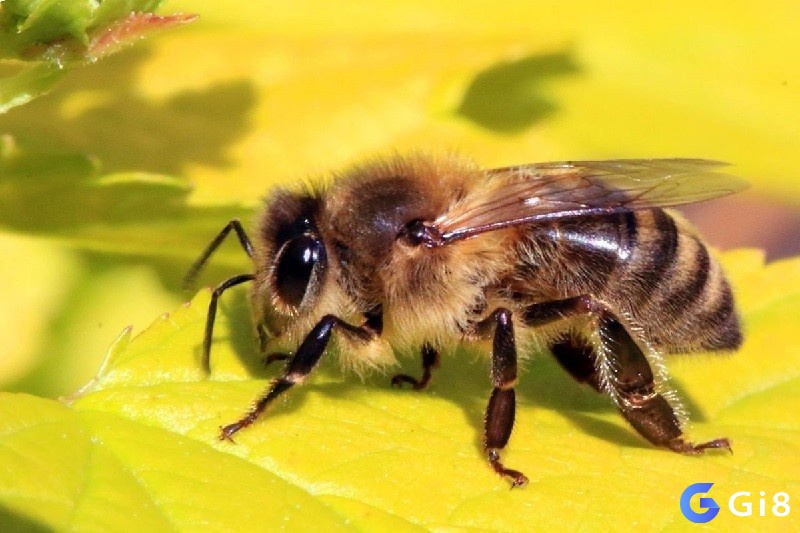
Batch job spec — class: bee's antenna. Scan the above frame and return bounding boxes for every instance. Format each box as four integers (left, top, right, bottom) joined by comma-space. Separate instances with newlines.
203, 273, 255, 373
183, 219, 255, 290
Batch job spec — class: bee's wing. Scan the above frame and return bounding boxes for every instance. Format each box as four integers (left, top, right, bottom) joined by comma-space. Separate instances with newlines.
434, 159, 747, 244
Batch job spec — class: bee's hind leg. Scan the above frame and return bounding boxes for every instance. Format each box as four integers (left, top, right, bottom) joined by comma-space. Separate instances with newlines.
527, 296, 732, 454
391, 343, 439, 390
595, 312, 732, 454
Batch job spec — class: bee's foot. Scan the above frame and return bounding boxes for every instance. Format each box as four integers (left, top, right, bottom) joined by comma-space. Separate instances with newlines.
390, 373, 427, 390
488, 449, 529, 489
669, 437, 732, 455
219, 425, 238, 442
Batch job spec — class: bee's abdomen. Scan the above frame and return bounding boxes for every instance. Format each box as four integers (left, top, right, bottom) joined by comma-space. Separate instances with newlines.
607, 209, 742, 353
516, 209, 741, 353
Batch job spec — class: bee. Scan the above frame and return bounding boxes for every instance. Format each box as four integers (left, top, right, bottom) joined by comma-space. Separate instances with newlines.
186, 154, 746, 487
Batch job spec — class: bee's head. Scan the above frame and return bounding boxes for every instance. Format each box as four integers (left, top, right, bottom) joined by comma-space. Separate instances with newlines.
253, 189, 328, 337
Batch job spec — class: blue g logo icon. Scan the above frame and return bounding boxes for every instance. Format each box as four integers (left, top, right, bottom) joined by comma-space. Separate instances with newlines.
680, 482, 721, 523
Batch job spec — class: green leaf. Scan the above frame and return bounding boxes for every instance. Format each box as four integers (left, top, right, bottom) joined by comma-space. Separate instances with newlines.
1, 0, 94, 50
0, 1, 178, 57
1, 251, 799, 529
0, 61, 69, 113
0, 1, 196, 111
0, 136, 249, 262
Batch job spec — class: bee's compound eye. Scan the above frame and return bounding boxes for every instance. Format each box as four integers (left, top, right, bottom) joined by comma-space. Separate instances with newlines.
275, 235, 325, 307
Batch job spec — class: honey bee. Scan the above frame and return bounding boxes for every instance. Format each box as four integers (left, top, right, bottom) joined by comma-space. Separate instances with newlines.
186, 154, 746, 487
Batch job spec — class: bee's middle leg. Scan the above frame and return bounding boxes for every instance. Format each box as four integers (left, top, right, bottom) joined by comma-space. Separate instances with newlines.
524, 295, 602, 391
391, 343, 440, 390
476, 308, 528, 488
549, 334, 602, 391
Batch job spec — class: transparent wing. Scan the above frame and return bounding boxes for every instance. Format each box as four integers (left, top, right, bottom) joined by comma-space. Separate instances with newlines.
434, 159, 748, 244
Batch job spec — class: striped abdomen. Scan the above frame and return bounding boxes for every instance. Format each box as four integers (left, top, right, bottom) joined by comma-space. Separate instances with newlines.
515, 209, 742, 353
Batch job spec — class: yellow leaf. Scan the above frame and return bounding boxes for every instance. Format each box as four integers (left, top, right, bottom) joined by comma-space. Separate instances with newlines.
1, 252, 798, 529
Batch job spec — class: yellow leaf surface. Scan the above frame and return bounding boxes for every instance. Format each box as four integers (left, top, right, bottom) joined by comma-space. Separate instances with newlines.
1, 251, 798, 530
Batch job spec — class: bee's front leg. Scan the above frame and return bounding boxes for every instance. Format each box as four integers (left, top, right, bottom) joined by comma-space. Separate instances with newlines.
220, 315, 374, 441
475, 308, 528, 488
